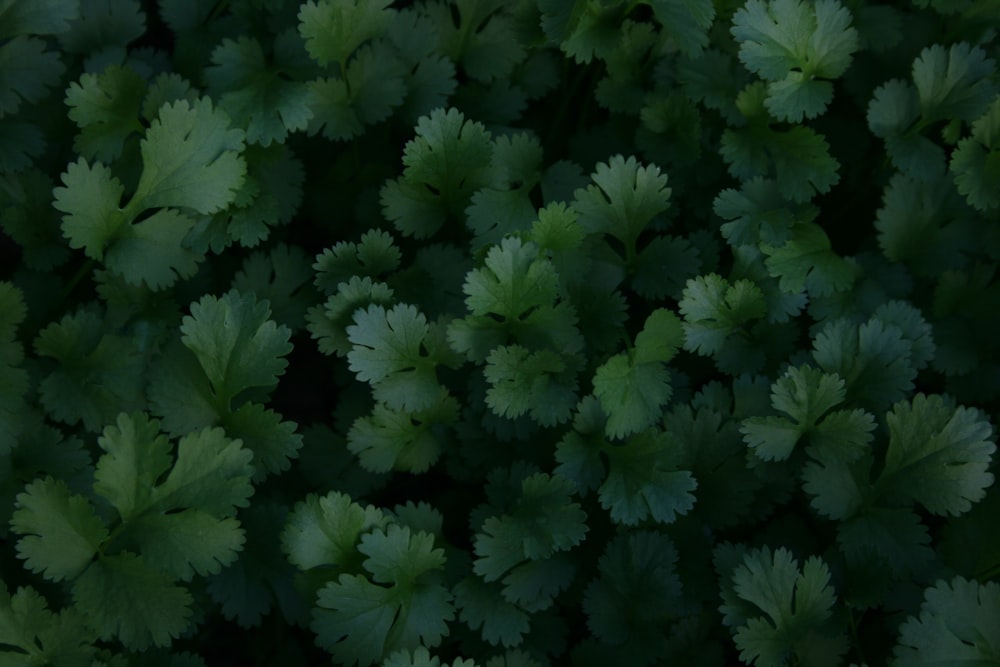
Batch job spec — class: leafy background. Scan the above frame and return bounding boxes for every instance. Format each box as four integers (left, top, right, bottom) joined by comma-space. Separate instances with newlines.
1, 0, 999, 665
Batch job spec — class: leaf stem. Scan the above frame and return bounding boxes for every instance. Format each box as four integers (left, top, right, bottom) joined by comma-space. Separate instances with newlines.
60, 258, 96, 303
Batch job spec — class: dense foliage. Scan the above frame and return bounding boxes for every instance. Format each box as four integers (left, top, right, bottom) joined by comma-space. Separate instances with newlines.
1, 0, 999, 665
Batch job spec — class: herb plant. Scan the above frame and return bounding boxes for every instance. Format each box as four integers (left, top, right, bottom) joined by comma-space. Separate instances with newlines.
1, 0, 999, 665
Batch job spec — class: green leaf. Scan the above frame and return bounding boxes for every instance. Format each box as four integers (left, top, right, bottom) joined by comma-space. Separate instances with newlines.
449, 237, 582, 362
649, 0, 714, 57
878, 394, 995, 517
11, 477, 108, 582
282, 491, 387, 571
313, 525, 453, 666
723, 547, 848, 667
951, 96, 1000, 211
384, 646, 480, 667
761, 223, 857, 296
539, 0, 623, 64
572, 154, 671, 249
0, 37, 65, 117
127, 509, 245, 581
92, 412, 172, 522
347, 395, 458, 473
205, 35, 315, 147
34, 309, 145, 431
484, 345, 577, 427
592, 353, 671, 440
298, 0, 394, 69
741, 366, 874, 464
380, 107, 493, 238
57, 0, 146, 54
131, 97, 246, 215
0, 0, 78, 37
65, 64, 146, 162
811, 316, 916, 413
599, 430, 696, 525
0, 583, 95, 665
54, 158, 128, 261
912, 42, 997, 123
180, 289, 293, 404
307, 43, 406, 141
731, 0, 858, 122
473, 473, 587, 581
72, 552, 192, 650
423, 0, 526, 83
894, 578, 1000, 665
454, 576, 529, 648
713, 177, 808, 248
347, 304, 443, 413
679, 274, 766, 357
583, 530, 681, 649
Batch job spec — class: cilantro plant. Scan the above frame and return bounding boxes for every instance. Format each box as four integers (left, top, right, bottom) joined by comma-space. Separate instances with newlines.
1, 0, 999, 665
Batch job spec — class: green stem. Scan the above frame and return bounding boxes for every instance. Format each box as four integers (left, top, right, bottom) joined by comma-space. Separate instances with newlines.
60, 258, 96, 303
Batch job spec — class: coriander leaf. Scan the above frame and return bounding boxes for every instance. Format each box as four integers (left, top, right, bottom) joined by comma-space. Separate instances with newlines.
583, 530, 681, 652
313, 229, 401, 294
449, 237, 583, 362
499, 554, 575, 612
205, 35, 314, 147
384, 647, 479, 667
740, 366, 874, 463
92, 412, 172, 522
867, 79, 946, 181
592, 353, 671, 440
180, 289, 293, 405
283, 491, 388, 572
572, 154, 671, 249
713, 177, 808, 248
57, 0, 146, 54
454, 576, 530, 647
298, 0, 394, 70
811, 317, 916, 413
313, 525, 453, 666
126, 510, 244, 581
381, 107, 493, 238
0, 37, 65, 117
54, 158, 128, 261
874, 172, 977, 277
222, 400, 303, 481
599, 430, 696, 525
836, 507, 934, 576
539, 0, 623, 64
761, 223, 857, 296
72, 552, 192, 650
894, 577, 1000, 665
649, 0, 714, 57
34, 309, 145, 431
679, 274, 766, 357
484, 345, 577, 427
347, 304, 444, 413
11, 477, 108, 582
347, 395, 458, 473
231, 243, 315, 331
307, 276, 396, 357
65, 64, 146, 162
554, 396, 611, 495
423, 0, 526, 83
731, 0, 858, 122
149, 423, 254, 519
104, 208, 200, 289
951, 96, 1000, 211
307, 43, 406, 141
130, 98, 246, 215
878, 394, 995, 516
473, 473, 587, 581
724, 547, 848, 667
912, 42, 997, 123
0, 583, 95, 665
0, 0, 78, 37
